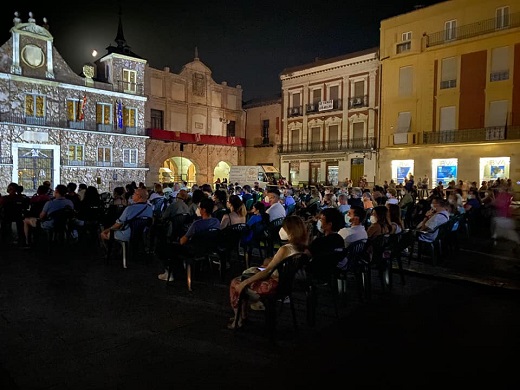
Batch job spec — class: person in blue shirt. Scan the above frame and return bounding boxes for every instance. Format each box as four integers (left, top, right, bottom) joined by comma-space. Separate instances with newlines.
158, 197, 220, 282
100, 188, 153, 242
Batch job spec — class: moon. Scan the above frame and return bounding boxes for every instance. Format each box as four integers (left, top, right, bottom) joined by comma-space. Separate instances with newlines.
92, 49, 98, 57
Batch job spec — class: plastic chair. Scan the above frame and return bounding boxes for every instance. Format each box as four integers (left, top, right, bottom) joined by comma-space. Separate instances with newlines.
263, 217, 285, 257
219, 223, 249, 277
106, 216, 153, 268
166, 228, 222, 291
234, 252, 311, 343
40, 207, 76, 254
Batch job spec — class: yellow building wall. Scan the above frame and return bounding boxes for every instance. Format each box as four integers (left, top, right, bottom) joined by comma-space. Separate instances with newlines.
377, 0, 520, 198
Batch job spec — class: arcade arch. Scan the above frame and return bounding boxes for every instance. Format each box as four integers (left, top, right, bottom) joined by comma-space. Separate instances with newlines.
213, 161, 230, 183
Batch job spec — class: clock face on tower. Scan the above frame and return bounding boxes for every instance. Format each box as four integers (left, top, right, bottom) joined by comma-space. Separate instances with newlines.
21, 44, 45, 68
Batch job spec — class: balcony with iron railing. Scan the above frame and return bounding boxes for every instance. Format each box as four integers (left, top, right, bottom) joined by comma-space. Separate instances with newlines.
278, 137, 375, 153
61, 159, 149, 168
0, 113, 147, 135
306, 99, 343, 114
348, 95, 368, 109
287, 106, 303, 117
113, 80, 144, 95
427, 12, 520, 47
421, 125, 520, 145
252, 137, 274, 147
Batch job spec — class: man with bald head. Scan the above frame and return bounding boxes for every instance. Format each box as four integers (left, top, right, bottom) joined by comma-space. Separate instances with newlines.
101, 187, 153, 242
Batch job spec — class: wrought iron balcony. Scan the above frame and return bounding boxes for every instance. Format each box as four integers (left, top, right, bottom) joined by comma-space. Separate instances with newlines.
253, 137, 274, 147
348, 95, 368, 109
0, 113, 146, 135
427, 12, 520, 47
306, 99, 343, 114
113, 80, 144, 95
278, 137, 375, 153
61, 159, 149, 168
421, 126, 519, 145
287, 106, 303, 117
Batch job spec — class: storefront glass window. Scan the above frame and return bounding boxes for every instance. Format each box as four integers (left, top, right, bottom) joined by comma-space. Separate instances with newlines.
432, 158, 458, 186
391, 160, 414, 184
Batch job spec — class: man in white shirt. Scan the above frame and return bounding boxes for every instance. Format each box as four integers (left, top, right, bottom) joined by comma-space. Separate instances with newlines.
338, 206, 368, 246
266, 188, 286, 221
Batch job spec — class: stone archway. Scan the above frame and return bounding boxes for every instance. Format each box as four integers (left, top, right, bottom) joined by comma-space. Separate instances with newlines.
146, 139, 242, 187
213, 161, 231, 183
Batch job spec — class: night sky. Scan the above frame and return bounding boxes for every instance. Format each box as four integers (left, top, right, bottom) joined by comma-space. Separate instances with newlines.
2, 0, 445, 102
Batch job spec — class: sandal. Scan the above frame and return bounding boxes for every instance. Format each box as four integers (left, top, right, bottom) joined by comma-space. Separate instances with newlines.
227, 318, 243, 330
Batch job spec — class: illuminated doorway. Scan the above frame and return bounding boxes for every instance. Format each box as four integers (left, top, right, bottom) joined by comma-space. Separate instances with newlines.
213, 161, 230, 184
162, 156, 196, 187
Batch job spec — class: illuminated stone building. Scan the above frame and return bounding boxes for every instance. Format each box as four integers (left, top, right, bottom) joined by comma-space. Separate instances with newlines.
0, 12, 148, 194
378, 0, 519, 193
144, 50, 245, 186
243, 94, 281, 170
279, 48, 380, 187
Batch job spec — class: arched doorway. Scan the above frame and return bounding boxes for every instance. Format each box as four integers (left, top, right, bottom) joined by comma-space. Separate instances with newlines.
213, 161, 230, 184
161, 156, 197, 187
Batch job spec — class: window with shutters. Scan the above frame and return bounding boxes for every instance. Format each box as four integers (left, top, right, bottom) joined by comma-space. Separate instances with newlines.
495, 6, 509, 29
25, 94, 45, 118
96, 103, 112, 124
123, 148, 138, 167
68, 145, 84, 164
262, 119, 269, 142
151, 109, 164, 129
444, 20, 457, 41
226, 120, 236, 137
440, 57, 457, 89
124, 107, 137, 127
67, 99, 82, 121
123, 69, 137, 93
97, 146, 112, 166
399, 66, 413, 97
490, 46, 509, 82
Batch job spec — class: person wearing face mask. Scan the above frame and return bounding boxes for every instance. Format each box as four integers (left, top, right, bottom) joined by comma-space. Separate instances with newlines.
416, 197, 450, 243
464, 189, 482, 212
385, 188, 399, 205
338, 206, 368, 247
157, 197, 220, 283
306, 208, 346, 280
366, 205, 393, 240
398, 187, 414, 217
227, 215, 308, 329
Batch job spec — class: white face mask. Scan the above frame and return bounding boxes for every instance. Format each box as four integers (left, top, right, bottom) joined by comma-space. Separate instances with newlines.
369, 215, 377, 224
264, 196, 269, 203
344, 215, 351, 225
316, 219, 324, 233
386, 193, 391, 198
195, 207, 201, 217
467, 195, 474, 200
279, 227, 289, 241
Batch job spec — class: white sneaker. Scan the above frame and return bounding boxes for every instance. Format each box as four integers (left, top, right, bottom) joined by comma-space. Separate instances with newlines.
158, 272, 174, 282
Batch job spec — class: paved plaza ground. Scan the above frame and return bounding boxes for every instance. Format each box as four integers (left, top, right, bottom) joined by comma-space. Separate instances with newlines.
0, 229, 519, 389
